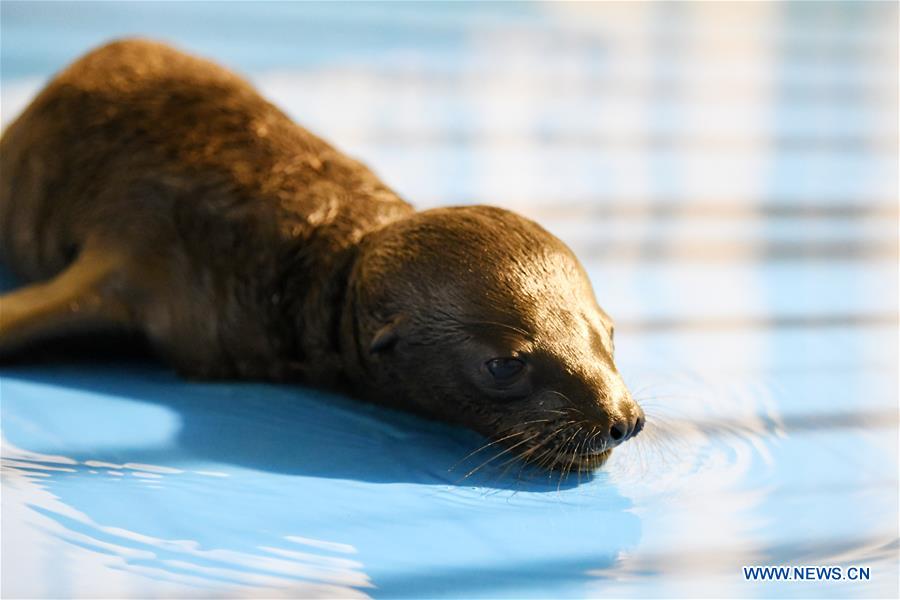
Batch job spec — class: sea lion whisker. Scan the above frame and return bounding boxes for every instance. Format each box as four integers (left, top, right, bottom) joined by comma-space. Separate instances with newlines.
449, 429, 527, 471
517, 422, 573, 473
588, 426, 606, 453
496, 429, 559, 472
635, 394, 702, 405
495, 448, 534, 484
560, 431, 585, 490
487, 428, 560, 488
527, 444, 562, 472
545, 390, 571, 402
462, 431, 542, 479
576, 437, 589, 484
448, 416, 554, 472
544, 391, 584, 418
542, 394, 589, 421
564, 431, 585, 481
462, 438, 537, 483
549, 425, 583, 485
629, 382, 676, 397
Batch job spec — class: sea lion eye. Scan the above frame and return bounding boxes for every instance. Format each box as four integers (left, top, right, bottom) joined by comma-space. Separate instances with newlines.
486, 357, 525, 380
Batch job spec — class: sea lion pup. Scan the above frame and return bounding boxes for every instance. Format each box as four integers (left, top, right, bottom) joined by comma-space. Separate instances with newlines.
0, 39, 644, 471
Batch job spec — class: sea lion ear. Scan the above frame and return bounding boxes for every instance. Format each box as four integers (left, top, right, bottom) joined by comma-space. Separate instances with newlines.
369, 316, 404, 354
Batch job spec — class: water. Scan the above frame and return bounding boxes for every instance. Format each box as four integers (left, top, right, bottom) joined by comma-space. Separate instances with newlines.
1, 1, 897, 598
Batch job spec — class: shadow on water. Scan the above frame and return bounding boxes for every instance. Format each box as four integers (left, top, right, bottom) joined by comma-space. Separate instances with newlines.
2, 359, 589, 492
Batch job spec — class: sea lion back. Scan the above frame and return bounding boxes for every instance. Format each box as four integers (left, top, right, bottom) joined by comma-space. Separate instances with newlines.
0, 38, 412, 378
0, 38, 407, 278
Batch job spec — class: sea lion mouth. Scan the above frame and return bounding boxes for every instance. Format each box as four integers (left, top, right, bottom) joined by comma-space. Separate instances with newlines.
506, 441, 613, 474
537, 440, 614, 473
479, 421, 617, 474
561, 449, 613, 473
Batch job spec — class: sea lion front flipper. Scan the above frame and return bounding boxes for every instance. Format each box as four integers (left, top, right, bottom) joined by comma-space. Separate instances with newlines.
0, 246, 135, 356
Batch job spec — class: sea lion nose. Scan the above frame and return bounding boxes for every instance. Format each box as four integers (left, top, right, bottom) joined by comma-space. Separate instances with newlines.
606, 405, 645, 446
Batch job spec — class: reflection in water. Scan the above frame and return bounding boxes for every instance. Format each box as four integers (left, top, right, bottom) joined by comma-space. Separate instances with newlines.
596, 370, 898, 597
2, 440, 373, 599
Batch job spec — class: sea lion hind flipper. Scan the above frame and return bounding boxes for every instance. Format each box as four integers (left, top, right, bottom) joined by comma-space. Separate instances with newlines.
0, 247, 136, 357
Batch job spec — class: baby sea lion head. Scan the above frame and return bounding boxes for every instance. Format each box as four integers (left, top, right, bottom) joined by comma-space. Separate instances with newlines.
345, 205, 644, 472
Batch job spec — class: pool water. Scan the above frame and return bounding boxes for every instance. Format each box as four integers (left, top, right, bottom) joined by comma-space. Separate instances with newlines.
1, 2, 897, 598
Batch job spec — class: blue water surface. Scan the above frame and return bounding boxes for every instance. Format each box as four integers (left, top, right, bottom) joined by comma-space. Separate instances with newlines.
1, 2, 897, 598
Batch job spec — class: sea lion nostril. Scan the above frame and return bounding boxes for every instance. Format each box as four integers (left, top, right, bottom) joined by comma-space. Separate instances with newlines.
609, 422, 627, 441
